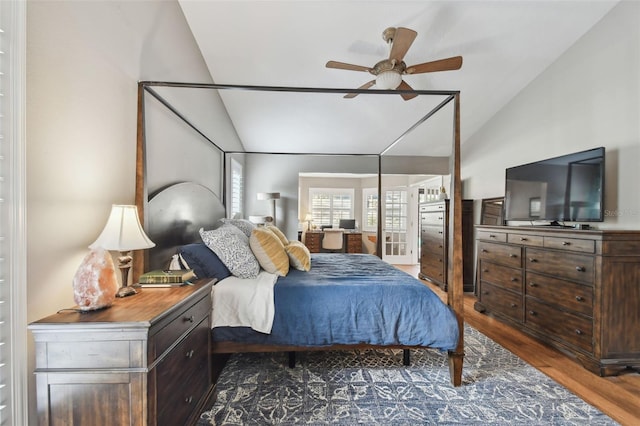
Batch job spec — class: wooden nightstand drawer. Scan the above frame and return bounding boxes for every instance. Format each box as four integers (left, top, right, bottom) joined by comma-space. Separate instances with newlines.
155, 294, 211, 358
157, 317, 211, 425
525, 248, 594, 284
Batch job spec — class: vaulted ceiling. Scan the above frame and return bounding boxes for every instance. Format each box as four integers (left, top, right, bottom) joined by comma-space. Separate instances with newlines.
176, 0, 618, 156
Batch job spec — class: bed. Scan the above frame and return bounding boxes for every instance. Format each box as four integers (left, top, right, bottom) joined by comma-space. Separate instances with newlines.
134, 82, 465, 387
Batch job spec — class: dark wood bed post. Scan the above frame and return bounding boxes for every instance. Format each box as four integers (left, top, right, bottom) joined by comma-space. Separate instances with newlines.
133, 82, 147, 283
447, 93, 464, 386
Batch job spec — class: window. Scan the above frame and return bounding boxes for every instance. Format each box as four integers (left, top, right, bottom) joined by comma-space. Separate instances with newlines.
0, 1, 27, 424
309, 188, 354, 228
230, 158, 243, 218
362, 188, 378, 232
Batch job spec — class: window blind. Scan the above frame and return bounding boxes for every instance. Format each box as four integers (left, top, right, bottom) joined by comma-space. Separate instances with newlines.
0, 23, 8, 423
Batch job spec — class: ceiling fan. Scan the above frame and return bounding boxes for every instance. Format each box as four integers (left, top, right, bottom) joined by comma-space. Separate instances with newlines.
326, 27, 463, 101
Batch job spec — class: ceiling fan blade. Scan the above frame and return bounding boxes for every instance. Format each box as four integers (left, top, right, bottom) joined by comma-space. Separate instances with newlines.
344, 80, 376, 99
406, 56, 463, 74
397, 80, 418, 101
326, 60, 372, 73
389, 27, 417, 63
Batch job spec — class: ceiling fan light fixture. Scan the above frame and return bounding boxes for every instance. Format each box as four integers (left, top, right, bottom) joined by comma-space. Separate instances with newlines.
375, 71, 402, 90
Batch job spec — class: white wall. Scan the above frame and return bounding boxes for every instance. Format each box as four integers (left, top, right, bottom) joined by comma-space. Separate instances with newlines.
25, 1, 237, 421
462, 1, 640, 229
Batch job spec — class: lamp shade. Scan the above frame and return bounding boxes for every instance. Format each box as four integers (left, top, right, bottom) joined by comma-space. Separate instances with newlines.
375, 71, 402, 90
257, 192, 280, 201
90, 205, 155, 251
304, 213, 313, 222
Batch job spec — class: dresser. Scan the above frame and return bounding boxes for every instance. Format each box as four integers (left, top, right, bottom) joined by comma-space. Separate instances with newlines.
474, 225, 640, 376
419, 199, 474, 292
29, 279, 216, 426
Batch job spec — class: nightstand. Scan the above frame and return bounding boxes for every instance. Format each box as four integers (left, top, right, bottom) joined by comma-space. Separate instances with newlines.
29, 279, 216, 426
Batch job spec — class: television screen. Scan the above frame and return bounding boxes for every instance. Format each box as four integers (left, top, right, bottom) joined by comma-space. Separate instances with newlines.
339, 219, 356, 229
504, 147, 605, 223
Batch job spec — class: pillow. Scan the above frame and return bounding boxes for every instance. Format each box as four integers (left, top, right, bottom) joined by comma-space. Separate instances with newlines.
266, 225, 289, 246
200, 225, 260, 279
178, 243, 232, 282
249, 227, 290, 276
219, 218, 256, 237
285, 240, 311, 272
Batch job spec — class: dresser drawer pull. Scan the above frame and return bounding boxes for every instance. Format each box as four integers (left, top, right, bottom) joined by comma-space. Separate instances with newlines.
185, 396, 194, 404
510, 303, 517, 308
184, 315, 195, 323
520, 237, 528, 241
575, 296, 584, 302
509, 254, 517, 258
575, 266, 586, 272
562, 241, 571, 246
483, 269, 489, 273
529, 311, 537, 316
438, 217, 443, 220
482, 291, 489, 295
528, 258, 538, 263
575, 329, 583, 335
510, 277, 518, 282
528, 282, 536, 287
186, 349, 195, 359
438, 231, 443, 234
481, 249, 488, 253
489, 234, 497, 238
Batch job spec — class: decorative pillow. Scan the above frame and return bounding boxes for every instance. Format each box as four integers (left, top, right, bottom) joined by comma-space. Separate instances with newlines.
219, 218, 256, 237
200, 225, 260, 279
266, 225, 289, 246
285, 240, 311, 272
249, 227, 290, 276
178, 243, 232, 282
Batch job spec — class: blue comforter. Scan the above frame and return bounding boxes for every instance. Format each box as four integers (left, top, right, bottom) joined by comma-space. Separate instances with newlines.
213, 253, 459, 351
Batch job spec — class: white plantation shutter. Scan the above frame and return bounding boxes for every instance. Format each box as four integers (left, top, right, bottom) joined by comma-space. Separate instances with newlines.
309, 188, 354, 228
0, 1, 27, 424
230, 158, 243, 217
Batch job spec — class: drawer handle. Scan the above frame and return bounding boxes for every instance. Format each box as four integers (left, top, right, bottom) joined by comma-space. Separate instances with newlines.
529, 310, 537, 316
481, 249, 488, 253
482, 291, 489, 295
575, 266, 586, 272
575, 296, 584, 302
482, 269, 489, 273
438, 245, 443, 248
438, 259, 442, 263
185, 396, 194, 404
186, 349, 195, 359
489, 234, 496, 238
528, 282, 536, 287
509, 254, 517, 258
575, 329, 583, 335
562, 241, 571, 246
520, 237, 527, 241
438, 217, 443, 220
510, 277, 518, 282
528, 258, 538, 263
184, 315, 195, 323
438, 231, 443, 234
510, 303, 517, 308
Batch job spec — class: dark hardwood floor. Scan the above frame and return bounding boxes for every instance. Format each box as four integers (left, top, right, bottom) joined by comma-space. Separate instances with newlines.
396, 264, 640, 426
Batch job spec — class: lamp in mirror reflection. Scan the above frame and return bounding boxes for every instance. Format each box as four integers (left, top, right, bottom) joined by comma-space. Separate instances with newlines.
257, 192, 280, 226
90, 204, 155, 297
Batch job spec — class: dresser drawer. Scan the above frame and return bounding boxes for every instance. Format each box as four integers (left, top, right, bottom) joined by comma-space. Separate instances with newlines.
508, 233, 543, 247
421, 211, 446, 225
526, 272, 593, 316
420, 202, 445, 213
477, 241, 522, 268
544, 236, 595, 253
155, 295, 210, 359
525, 248, 594, 284
478, 260, 522, 293
479, 281, 523, 323
422, 235, 445, 254
421, 224, 445, 238
157, 317, 211, 425
525, 297, 593, 353
476, 230, 507, 243
421, 262, 445, 283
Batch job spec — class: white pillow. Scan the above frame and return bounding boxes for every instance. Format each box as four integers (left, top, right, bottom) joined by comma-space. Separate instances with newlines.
200, 224, 260, 279
219, 218, 256, 237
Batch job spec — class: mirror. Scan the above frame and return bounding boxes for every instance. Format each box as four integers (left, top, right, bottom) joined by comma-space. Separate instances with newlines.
480, 197, 504, 225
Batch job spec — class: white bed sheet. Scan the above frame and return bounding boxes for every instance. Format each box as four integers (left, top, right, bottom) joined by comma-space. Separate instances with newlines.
211, 270, 278, 334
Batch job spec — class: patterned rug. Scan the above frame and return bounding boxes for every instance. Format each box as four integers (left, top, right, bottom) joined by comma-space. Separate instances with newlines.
198, 324, 616, 425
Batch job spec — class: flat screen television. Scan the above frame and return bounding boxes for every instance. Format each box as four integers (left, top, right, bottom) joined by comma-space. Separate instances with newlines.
504, 147, 605, 224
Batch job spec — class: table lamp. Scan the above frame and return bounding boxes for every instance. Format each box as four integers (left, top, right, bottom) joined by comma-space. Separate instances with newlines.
304, 213, 313, 231
90, 205, 155, 297
257, 192, 280, 226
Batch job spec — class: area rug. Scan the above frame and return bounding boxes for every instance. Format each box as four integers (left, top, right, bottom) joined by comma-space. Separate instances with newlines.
198, 324, 616, 425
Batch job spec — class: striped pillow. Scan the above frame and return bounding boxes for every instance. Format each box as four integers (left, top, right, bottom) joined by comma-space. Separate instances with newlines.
285, 240, 311, 272
266, 225, 289, 245
250, 227, 290, 276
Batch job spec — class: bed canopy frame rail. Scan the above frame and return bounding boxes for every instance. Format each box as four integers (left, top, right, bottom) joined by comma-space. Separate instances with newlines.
135, 81, 465, 386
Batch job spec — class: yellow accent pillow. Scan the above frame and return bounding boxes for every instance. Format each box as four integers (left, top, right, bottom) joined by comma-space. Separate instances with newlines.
249, 227, 289, 276
266, 225, 289, 246
285, 240, 311, 272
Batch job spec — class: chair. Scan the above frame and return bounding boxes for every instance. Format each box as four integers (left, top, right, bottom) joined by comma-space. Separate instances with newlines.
322, 229, 344, 252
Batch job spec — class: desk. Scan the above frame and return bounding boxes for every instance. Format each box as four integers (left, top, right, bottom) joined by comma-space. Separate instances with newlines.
302, 231, 362, 254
